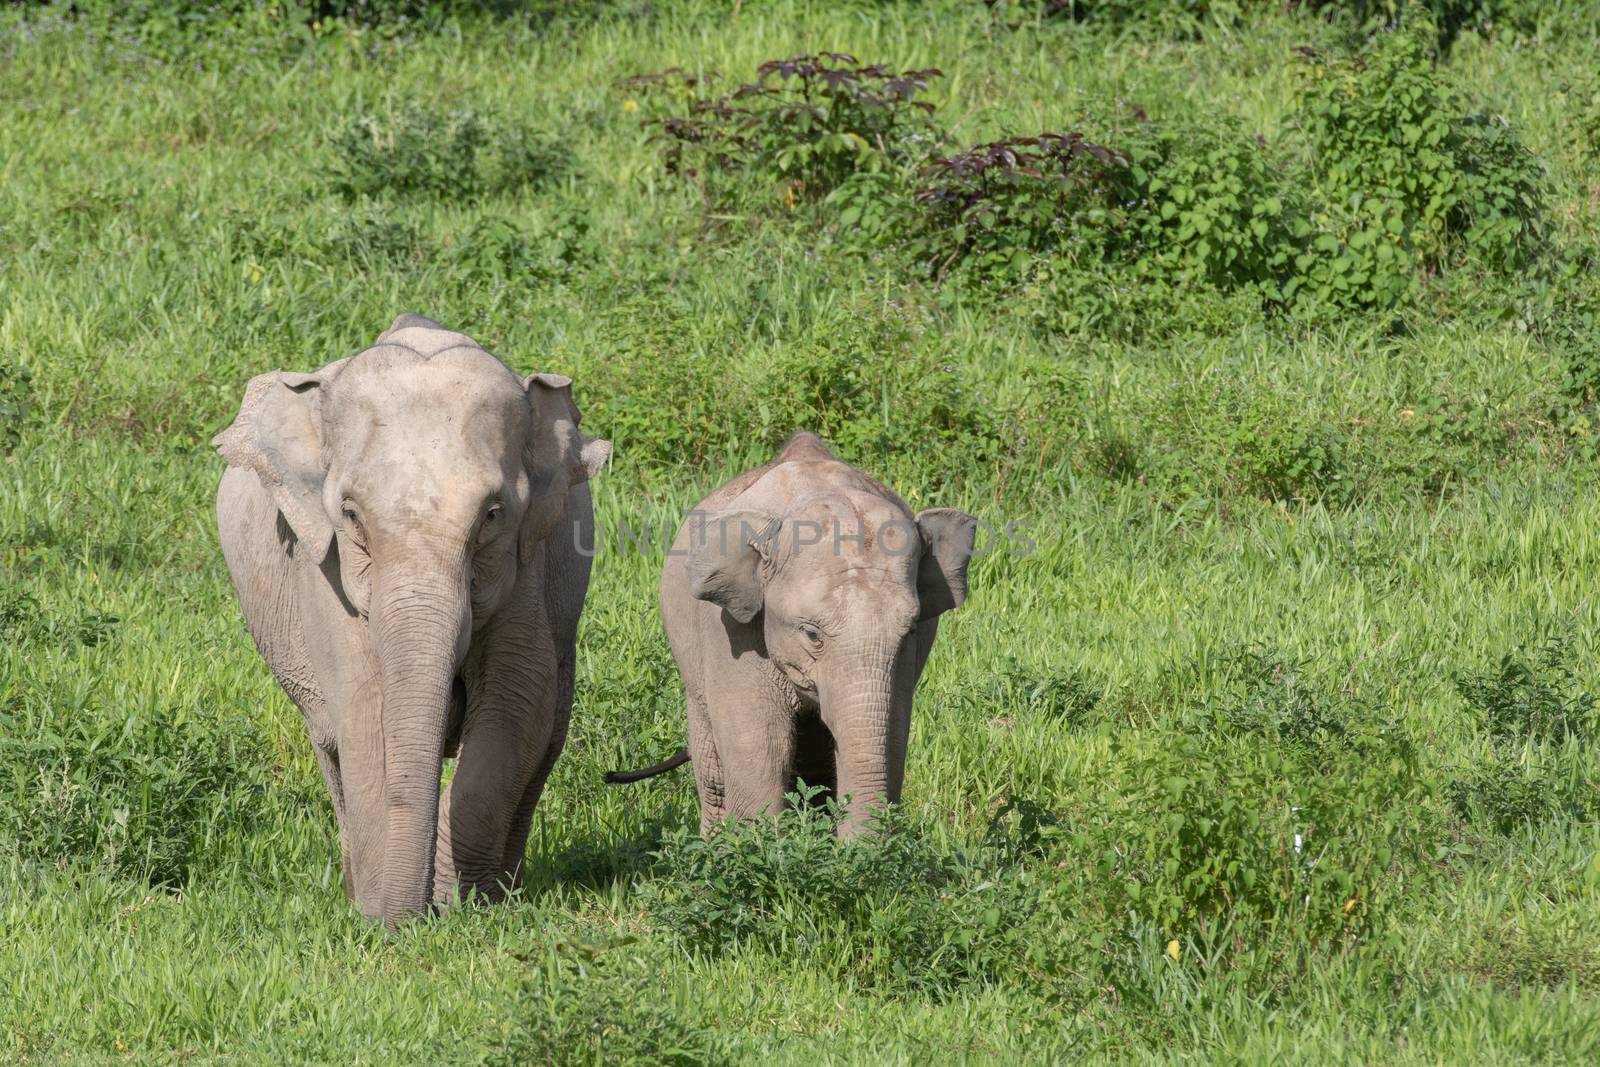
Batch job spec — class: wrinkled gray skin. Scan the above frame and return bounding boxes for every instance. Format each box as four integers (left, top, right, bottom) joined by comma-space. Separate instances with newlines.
214, 314, 609, 927
647, 433, 975, 836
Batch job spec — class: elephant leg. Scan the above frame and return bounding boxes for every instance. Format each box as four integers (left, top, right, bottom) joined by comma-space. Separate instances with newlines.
434, 712, 551, 903
496, 654, 574, 889
706, 676, 797, 826
434, 613, 558, 904
684, 689, 729, 834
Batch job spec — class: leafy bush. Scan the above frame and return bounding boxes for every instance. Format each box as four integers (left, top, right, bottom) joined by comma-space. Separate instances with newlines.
637, 794, 1049, 997
1444, 757, 1598, 833
740, 329, 997, 475
1543, 277, 1600, 453
486, 937, 732, 1067
1071, 648, 1430, 942
1119, 117, 1293, 294
1, 356, 33, 453
580, 298, 736, 470
1455, 633, 1597, 744
1206, 647, 1357, 754
0, 585, 119, 648
1289, 20, 1544, 310
908, 113, 1291, 335
325, 101, 567, 201
984, 0, 1541, 51
912, 131, 1130, 285
1383, 390, 1511, 495
645, 54, 942, 205
899, 20, 1543, 329
452, 209, 596, 287
318, 207, 427, 266
1446, 635, 1600, 833
963, 658, 1106, 727
1227, 411, 1352, 506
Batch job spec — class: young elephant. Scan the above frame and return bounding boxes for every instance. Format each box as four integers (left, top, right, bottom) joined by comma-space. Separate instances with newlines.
608, 433, 976, 835
214, 314, 609, 926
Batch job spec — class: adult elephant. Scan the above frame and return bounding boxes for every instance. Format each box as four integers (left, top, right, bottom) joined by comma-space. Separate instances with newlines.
214, 314, 609, 927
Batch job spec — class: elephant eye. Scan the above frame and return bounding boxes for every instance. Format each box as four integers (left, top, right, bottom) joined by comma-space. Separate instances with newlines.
799, 624, 822, 645
341, 505, 362, 530
477, 503, 504, 545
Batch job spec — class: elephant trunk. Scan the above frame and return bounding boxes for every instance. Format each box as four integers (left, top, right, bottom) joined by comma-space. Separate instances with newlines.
823, 635, 910, 838
372, 566, 471, 928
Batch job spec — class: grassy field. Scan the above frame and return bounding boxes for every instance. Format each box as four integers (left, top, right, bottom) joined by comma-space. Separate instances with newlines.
3, 1, 1600, 1062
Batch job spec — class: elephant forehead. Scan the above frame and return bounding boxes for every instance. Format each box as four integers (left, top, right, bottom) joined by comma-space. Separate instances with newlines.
819, 572, 921, 630
777, 527, 920, 613
779, 493, 916, 560
327, 349, 528, 440
334, 344, 525, 411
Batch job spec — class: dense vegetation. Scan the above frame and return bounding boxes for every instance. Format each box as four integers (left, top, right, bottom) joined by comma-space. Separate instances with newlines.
3, 0, 1600, 1061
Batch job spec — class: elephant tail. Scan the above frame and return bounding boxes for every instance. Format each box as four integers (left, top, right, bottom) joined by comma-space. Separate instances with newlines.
604, 748, 691, 784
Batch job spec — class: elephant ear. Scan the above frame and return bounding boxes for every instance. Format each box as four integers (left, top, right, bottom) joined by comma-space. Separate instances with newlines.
686, 508, 781, 625
520, 372, 612, 562
213, 361, 347, 563
914, 508, 978, 620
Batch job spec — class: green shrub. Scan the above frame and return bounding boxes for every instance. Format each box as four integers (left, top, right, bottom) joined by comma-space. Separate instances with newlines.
1120, 117, 1293, 294
1382, 390, 1511, 495
1227, 411, 1352, 506
1205, 647, 1357, 754
909, 113, 1291, 337
0, 686, 272, 887
1069, 648, 1431, 942
1, 356, 33, 453
0, 588, 277, 885
637, 796, 1049, 998
452, 208, 596, 287
911, 131, 1131, 288
325, 101, 567, 201
1455, 633, 1597, 744
485, 937, 732, 1067
1443, 757, 1596, 833
580, 299, 735, 471
319, 208, 427, 266
1543, 274, 1600, 453
962, 658, 1107, 727
906, 21, 1544, 328
740, 330, 998, 476
1289, 18, 1544, 310
984, 0, 1542, 51
645, 54, 942, 207
1446, 636, 1600, 833
0, 585, 119, 648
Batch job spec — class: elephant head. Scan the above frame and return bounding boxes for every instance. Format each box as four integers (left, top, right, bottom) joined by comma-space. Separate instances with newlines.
686, 491, 976, 834
214, 313, 608, 923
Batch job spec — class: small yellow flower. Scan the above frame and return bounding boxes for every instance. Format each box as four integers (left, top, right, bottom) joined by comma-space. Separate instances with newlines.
1165, 939, 1181, 962
1343, 898, 1359, 915
1399, 408, 1415, 424
622, 99, 639, 112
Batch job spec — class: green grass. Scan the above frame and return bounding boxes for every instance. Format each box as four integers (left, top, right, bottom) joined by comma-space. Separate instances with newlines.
3, 1, 1600, 1062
